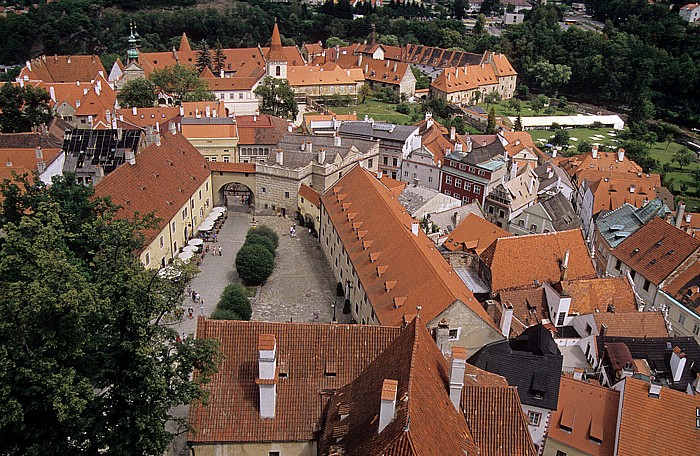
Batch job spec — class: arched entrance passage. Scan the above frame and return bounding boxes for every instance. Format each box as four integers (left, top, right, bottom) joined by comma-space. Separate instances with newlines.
220, 182, 254, 209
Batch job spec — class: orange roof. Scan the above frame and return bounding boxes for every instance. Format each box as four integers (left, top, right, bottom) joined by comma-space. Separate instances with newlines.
204, 70, 265, 91
336, 54, 408, 86
180, 101, 227, 118
547, 376, 620, 456
378, 175, 406, 194
0, 147, 61, 203
180, 119, 237, 139
321, 165, 498, 329
664, 261, 700, 310
557, 277, 637, 314
499, 286, 548, 335
481, 230, 597, 292
235, 114, 289, 146
304, 112, 357, 127
298, 183, 320, 206
616, 376, 700, 455
593, 311, 669, 338
179, 33, 192, 52
19, 54, 106, 83
431, 64, 498, 94
209, 162, 255, 173
443, 213, 512, 254
93, 132, 210, 247
286, 63, 357, 87
116, 107, 180, 129
419, 119, 454, 165
266, 23, 287, 62
73, 84, 117, 118
560, 150, 644, 182
588, 173, 661, 215
612, 217, 700, 285
483, 51, 518, 77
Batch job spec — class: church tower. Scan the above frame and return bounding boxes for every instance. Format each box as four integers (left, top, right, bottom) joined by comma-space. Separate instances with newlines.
265, 22, 287, 79
127, 22, 141, 64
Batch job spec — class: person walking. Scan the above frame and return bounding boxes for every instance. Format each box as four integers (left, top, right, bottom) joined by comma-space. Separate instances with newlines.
218, 246, 223, 256
200, 303, 204, 315
188, 307, 193, 319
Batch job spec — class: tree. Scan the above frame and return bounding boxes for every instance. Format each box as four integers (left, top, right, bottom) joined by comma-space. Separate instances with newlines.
358, 84, 373, 104
326, 36, 348, 48
235, 244, 275, 284
0, 173, 220, 455
149, 64, 215, 103
484, 91, 501, 107
254, 77, 298, 119
532, 60, 572, 97
216, 284, 252, 320
116, 77, 157, 108
673, 147, 694, 171
0, 83, 52, 133
378, 35, 400, 46
196, 40, 212, 72
577, 139, 592, 154
692, 168, 700, 190
507, 98, 522, 114
552, 129, 570, 146
530, 94, 548, 114
411, 67, 430, 90
514, 114, 523, 131
245, 233, 276, 256
486, 106, 496, 132
474, 13, 486, 34
210, 308, 241, 320
213, 40, 226, 74
246, 225, 279, 249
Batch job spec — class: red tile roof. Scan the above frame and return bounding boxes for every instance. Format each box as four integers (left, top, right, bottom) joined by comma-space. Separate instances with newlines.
321, 165, 498, 329
547, 376, 620, 456
559, 150, 643, 183
266, 23, 287, 62
93, 132, 210, 247
616, 376, 700, 456
556, 277, 637, 314
209, 162, 255, 173
481, 230, 597, 293
236, 113, 289, 146
593, 311, 669, 338
431, 64, 498, 94
188, 318, 402, 444
19, 54, 106, 83
116, 107, 180, 129
443, 213, 512, 254
663, 261, 700, 311
298, 183, 320, 206
612, 217, 700, 285
498, 286, 547, 336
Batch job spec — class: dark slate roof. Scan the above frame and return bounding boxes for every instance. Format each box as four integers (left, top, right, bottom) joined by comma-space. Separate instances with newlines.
338, 121, 418, 142
468, 324, 562, 410
595, 198, 669, 248
446, 139, 505, 166
596, 336, 700, 391
0, 117, 70, 149
534, 162, 573, 191
61, 128, 145, 175
540, 192, 581, 231
272, 134, 376, 168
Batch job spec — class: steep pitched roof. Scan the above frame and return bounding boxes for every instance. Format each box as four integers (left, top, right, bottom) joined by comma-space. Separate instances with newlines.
593, 311, 669, 338
498, 285, 547, 336
236, 114, 289, 146
615, 376, 700, 456
431, 64, 498, 94
266, 23, 287, 62
443, 212, 512, 254
663, 261, 700, 315
298, 183, 320, 207
595, 199, 670, 248
19, 54, 106, 83
612, 217, 700, 285
0, 117, 69, 149
286, 63, 357, 87
179, 32, 192, 52
559, 150, 643, 183
547, 376, 620, 456
481, 230, 597, 292
321, 165, 498, 330
319, 318, 477, 455
188, 319, 402, 444
588, 173, 662, 215
539, 192, 581, 231
555, 277, 637, 315
180, 117, 238, 139
116, 107, 180, 129
92, 131, 210, 246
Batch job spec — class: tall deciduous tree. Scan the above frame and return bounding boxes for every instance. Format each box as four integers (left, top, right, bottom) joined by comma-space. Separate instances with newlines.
254, 77, 299, 119
149, 64, 215, 103
0, 173, 220, 455
673, 147, 694, 171
116, 77, 157, 108
531, 60, 572, 97
0, 83, 53, 133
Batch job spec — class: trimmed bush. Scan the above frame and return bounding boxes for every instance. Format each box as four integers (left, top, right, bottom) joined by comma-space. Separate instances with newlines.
236, 244, 275, 284
210, 308, 241, 320
246, 225, 278, 249
245, 233, 276, 256
217, 284, 252, 320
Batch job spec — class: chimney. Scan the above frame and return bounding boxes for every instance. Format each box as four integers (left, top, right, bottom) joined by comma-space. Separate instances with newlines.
393, 62, 397, 72
500, 303, 513, 337
547, 165, 554, 179
686, 213, 692, 224
35, 147, 45, 174
132, 106, 138, 115
378, 379, 398, 433
287, 122, 293, 133
618, 148, 625, 162
466, 137, 472, 153
411, 221, 419, 236
275, 148, 284, 166
179, 106, 185, 116
450, 126, 456, 142
49, 86, 56, 102
334, 134, 341, 147
629, 185, 636, 194
257, 334, 277, 418
212, 109, 217, 117
434, 319, 449, 353
670, 346, 687, 383
169, 121, 177, 135
600, 323, 608, 338
676, 201, 686, 228
220, 69, 224, 78
693, 373, 700, 395
306, 140, 313, 155
318, 148, 326, 164
454, 142, 463, 154
25, 59, 31, 72
561, 249, 570, 280
452, 211, 461, 227
357, 54, 363, 66
449, 347, 467, 410
205, 105, 211, 117
125, 149, 136, 165
364, 63, 368, 74
648, 380, 662, 398
551, 148, 557, 158
377, 171, 383, 179
573, 368, 584, 381
155, 135, 161, 147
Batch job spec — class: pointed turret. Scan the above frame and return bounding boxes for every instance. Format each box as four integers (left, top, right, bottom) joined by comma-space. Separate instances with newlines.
265, 21, 287, 79
199, 65, 216, 79
179, 33, 192, 53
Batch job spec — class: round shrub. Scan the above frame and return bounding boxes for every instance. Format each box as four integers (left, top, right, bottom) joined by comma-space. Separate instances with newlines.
246, 225, 278, 249
236, 244, 275, 285
210, 308, 241, 320
245, 233, 276, 256
217, 284, 252, 320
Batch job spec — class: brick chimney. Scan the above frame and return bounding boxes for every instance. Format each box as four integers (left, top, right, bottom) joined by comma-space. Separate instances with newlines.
676, 201, 686, 228
449, 346, 467, 410
450, 126, 456, 142
500, 302, 513, 337
378, 379, 398, 433
257, 334, 277, 418
561, 249, 570, 280
670, 346, 687, 383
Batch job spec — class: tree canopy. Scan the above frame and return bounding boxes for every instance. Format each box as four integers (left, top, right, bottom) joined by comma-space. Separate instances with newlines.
235, 244, 275, 285
149, 64, 215, 103
0, 83, 53, 133
0, 173, 220, 455
254, 77, 298, 119
116, 77, 157, 108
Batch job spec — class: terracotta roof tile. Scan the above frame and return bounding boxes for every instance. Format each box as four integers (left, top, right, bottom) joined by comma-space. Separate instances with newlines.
93, 132, 210, 247
321, 165, 498, 329
499, 286, 547, 335
116, 107, 180, 129
431, 64, 498, 94
236, 114, 289, 146
188, 318, 402, 444
559, 150, 643, 182
286, 63, 357, 87
298, 183, 320, 206
612, 217, 700, 285
443, 213, 512, 254
20, 54, 106, 83
180, 101, 227, 118
209, 162, 255, 173
481, 230, 597, 293
593, 311, 669, 338
557, 277, 637, 314
663, 261, 700, 313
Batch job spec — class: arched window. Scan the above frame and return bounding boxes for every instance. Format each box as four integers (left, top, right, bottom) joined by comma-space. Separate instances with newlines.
276, 66, 281, 77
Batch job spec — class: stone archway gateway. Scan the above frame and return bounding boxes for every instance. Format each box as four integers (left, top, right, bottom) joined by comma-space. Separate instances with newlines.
222, 182, 254, 208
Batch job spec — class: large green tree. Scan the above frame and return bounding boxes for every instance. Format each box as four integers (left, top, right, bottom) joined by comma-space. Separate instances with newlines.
0, 83, 53, 133
196, 39, 212, 72
116, 77, 157, 108
235, 244, 275, 285
254, 76, 298, 119
0, 173, 220, 455
149, 64, 215, 103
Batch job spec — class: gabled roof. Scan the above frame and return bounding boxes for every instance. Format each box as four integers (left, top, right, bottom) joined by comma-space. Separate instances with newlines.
273, 134, 375, 169
559, 150, 643, 183
468, 324, 563, 410
298, 183, 320, 207
663, 261, 700, 314
0, 117, 69, 149
431, 64, 498, 94
93, 131, 210, 246
595, 199, 670, 248
321, 165, 498, 330
612, 217, 700, 285
180, 117, 237, 139
286, 63, 357, 87
555, 277, 637, 315
180, 101, 227, 118
338, 121, 418, 142
547, 376, 619, 456
615, 376, 700, 456
320, 318, 477, 455
587, 173, 662, 215
593, 311, 669, 338
61, 128, 144, 176
480, 230, 597, 293
236, 114, 289, 146
116, 107, 180, 129
179, 33, 192, 52
539, 192, 581, 231
499, 285, 547, 336
340, 56, 411, 86
266, 23, 288, 62
445, 135, 505, 166
443, 212, 512, 254
19, 54, 106, 83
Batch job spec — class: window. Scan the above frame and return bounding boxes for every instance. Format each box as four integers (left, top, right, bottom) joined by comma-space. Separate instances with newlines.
474, 185, 480, 194
405, 171, 409, 177
462, 196, 469, 203
191, 199, 195, 209
531, 224, 538, 232
555, 451, 567, 456
488, 206, 494, 214
586, 323, 593, 335
171, 221, 176, 233
284, 191, 290, 199
464, 181, 471, 191
518, 219, 525, 227
206, 182, 209, 192
459, 164, 466, 170
679, 313, 687, 325
383, 156, 389, 165
615, 259, 622, 271
392, 158, 398, 167
145, 252, 150, 266
455, 178, 462, 188
261, 187, 266, 193
269, 452, 280, 456
454, 193, 460, 199
159, 236, 164, 248
413, 173, 417, 178
428, 176, 433, 183
223, 156, 230, 162
445, 176, 452, 185
694, 325, 700, 336
239, 93, 244, 100
182, 207, 188, 220
643, 279, 651, 292
557, 312, 566, 325
448, 328, 460, 340
275, 66, 281, 76
368, 158, 373, 168
630, 270, 636, 280
527, 411, 542, 426
499, 209, 505, 218
445, 190, 451, 196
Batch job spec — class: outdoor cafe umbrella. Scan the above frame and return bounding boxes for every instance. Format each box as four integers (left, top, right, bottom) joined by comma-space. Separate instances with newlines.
181, 245, 198, 253
211, 207, 226, 213
177, 250, 195, 262
188, 238, 203, 247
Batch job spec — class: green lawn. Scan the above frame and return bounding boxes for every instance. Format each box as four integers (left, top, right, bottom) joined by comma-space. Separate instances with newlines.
527, 127, 621, 147
332, 100, 413, 125
480, 99, 571, 118
648, 141, 700, 204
